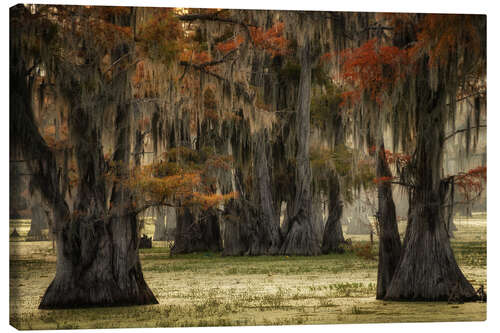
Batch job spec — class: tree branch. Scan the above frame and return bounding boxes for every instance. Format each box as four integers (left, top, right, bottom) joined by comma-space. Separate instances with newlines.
444, 125, 486, 142
177, 11, 255, 45
389, 181, 415, 188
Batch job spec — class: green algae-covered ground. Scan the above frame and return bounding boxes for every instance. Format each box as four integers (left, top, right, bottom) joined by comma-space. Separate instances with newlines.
9, 215, 486, 329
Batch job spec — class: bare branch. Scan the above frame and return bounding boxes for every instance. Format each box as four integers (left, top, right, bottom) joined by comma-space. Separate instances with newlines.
444, 125, 486, 142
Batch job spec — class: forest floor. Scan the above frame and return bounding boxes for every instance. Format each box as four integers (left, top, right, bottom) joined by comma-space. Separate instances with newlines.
9, 214, 486, 329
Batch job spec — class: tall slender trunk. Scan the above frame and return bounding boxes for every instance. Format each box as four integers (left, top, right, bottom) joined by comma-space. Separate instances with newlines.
280, 36, 321, 256
375, 142, 402, 299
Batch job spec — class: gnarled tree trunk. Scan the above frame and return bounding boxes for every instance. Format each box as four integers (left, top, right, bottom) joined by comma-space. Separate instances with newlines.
40, 92, 157, 308
385, 60, 477, 301
38, 10, 157, 307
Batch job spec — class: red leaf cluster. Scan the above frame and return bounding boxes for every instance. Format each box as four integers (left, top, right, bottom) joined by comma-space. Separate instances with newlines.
373, 176, 394, 184
368, 146, 411, 165
410, 14, 483, 68
250, 22, 289, 57
341, 38, 409, 105
455, 166, 486, 200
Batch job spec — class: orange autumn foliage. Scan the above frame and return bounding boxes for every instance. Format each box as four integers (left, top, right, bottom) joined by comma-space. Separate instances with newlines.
409, 14, 484, 68
215, 35, 245, 54
250, 22, 289, 57
341, 38, 409, 105
180, 50, 212, 65
125, 145, 235, 210
188, 192, 239, 210
128, 170, 202, 201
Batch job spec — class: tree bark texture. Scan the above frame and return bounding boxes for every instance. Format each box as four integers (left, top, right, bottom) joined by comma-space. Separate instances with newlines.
280, 36, 321, 256
39, 10, 158, 308
246, 131, 282, 255
171, 208, 222, 254
385, 59, 478, 302
221, 200, 250, 256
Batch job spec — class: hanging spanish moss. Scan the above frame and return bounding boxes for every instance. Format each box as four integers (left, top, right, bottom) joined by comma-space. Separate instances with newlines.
10, 5, 486, 312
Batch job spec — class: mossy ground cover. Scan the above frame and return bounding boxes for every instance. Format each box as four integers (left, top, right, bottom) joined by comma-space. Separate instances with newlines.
9, 215, 486, 329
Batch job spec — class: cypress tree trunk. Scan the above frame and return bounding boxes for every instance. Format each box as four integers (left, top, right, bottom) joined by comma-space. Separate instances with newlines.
247, 131, 282, 255
221, 201, 250, 256
221, 169, 251, 256
10, 162, 29, 219
321, 175, 345, 253
39, 10, 157, 308
385, 61, 477, 302
39, 102, 157, 307
165, 206, 177, 241
40, 91, 157, 308
28, 204, 49, 240
200, 210, 223, 252
375, 143, 402, 299
171, 208, 222, 254
153, 209, 167, 241
311, 196, 325, 243
346, 202, 372, 234
27, 190, 50, 240
280, 36, 321, 256
221, 132, 281, 256
321, 98, 346, 254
